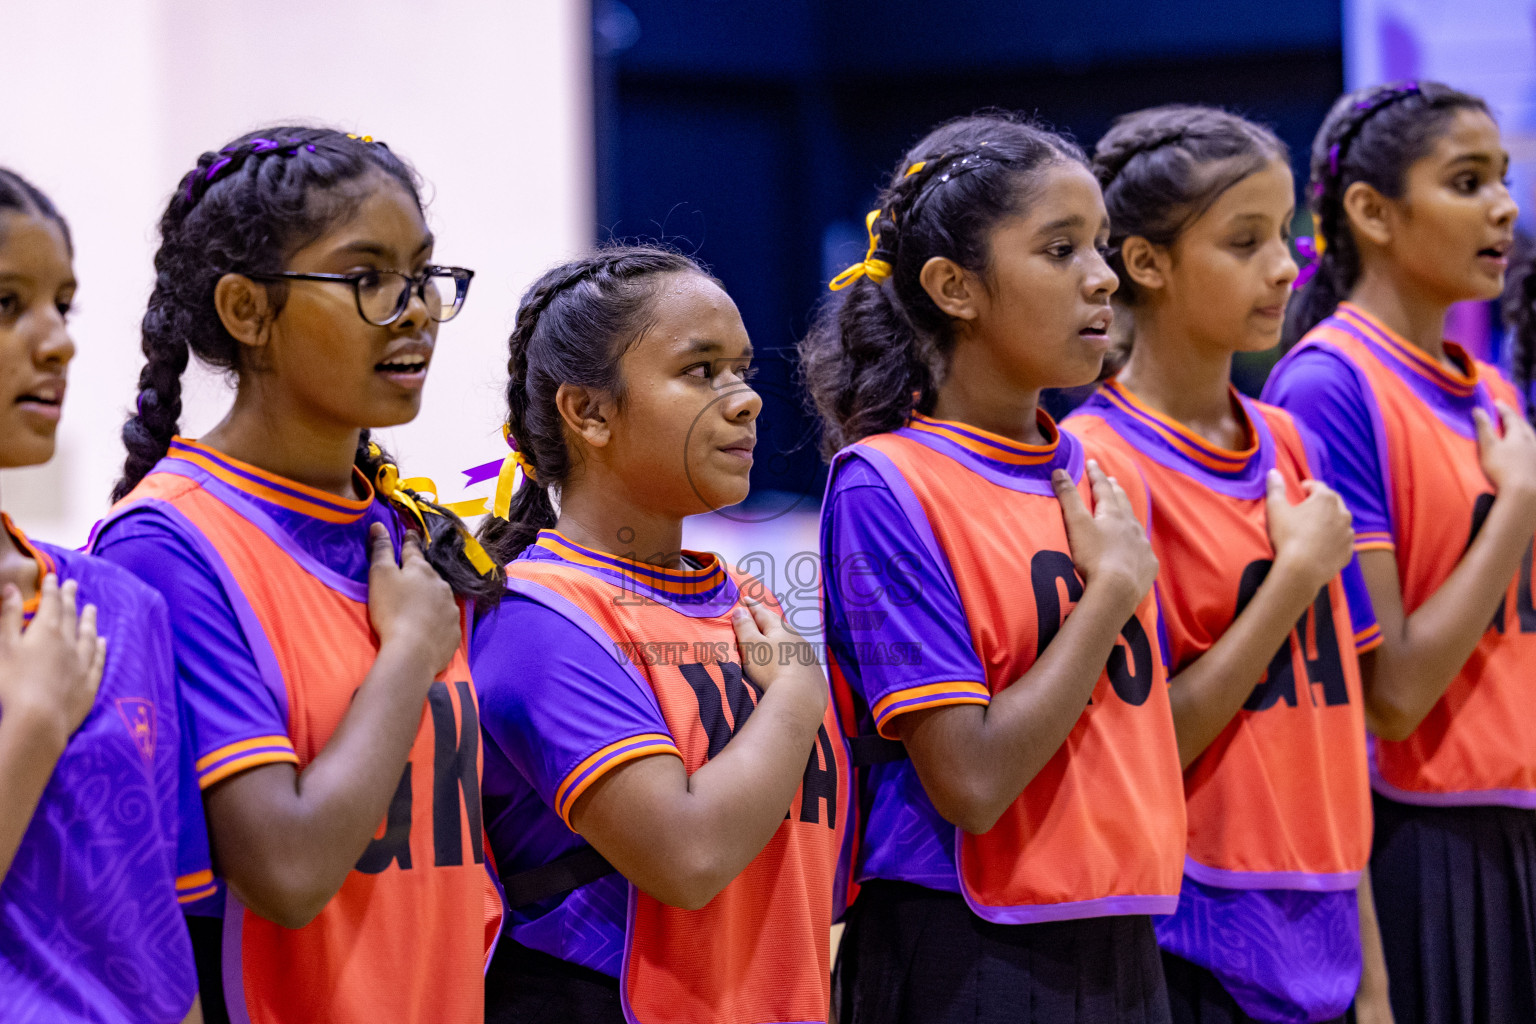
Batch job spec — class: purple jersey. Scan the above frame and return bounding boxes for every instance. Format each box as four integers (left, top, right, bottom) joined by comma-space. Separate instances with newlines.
0, 517, 204, 1023
472, 543, 716, 978
820, 455, 1004, 894
91, 449, 407, 916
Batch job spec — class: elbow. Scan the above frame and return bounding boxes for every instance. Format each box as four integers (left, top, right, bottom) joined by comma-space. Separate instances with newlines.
1364, 691, 1421, 743
928, 781, 1009, 836
226, 865, 335, 930
640, 847, 734, 912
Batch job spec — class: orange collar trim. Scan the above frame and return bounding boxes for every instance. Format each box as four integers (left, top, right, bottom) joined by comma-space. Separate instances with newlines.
2, 513, 55, 617
166, 437, 374, 524
1098, 379, 1257, 473
906, 410, 1061, 466
1336, 303, 1478, 398
534, 530, 729, 597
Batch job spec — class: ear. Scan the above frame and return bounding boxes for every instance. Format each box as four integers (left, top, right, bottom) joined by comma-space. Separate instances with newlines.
918, 256, 983, 321
555, 382, 613, 450
214, 274, 276, 350
1119, 236, 1169, 294
1341, 181, 1393, 249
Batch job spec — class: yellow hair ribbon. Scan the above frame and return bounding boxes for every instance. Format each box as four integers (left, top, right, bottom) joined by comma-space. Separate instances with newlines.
369, 445, 496, 576
1313, 230, 1326, 256
904, 161, 926, 176
346, 133, 376, 143
828, 208, 893, 291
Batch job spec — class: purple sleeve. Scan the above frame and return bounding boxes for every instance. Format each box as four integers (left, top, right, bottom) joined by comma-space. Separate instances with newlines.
133, 591, 216, 905
1264, 349, 1393, 551
1285, 411, 1383, 652
92, 513, 298, 792
822, 456, 989, 739
471, 594, 679, 829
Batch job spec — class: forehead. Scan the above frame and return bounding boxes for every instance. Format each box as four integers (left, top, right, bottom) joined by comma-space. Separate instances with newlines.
297, 175, 429, 257
0, 212, 73, 278
1193, 159, 1295, 222
638, 272, 745, 344
1013, 161, 1107, 229
1424, 108, 1503, 163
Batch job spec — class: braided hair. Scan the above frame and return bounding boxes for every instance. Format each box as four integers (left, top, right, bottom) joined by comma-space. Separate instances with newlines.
0, 168, 71, 252
473, 245, 704, 566
1501, 234, 1536, 425
114, 126, 498, 600
799, 112, 1086, 458
1282, 81, 1491, 348
1094, 105, 1287, 305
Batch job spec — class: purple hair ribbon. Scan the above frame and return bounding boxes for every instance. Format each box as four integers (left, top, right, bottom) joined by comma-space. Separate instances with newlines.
1294, 236, 1322, 288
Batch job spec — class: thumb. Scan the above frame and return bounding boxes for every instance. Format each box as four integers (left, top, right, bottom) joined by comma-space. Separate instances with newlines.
368, 522, 397, 572
0, 583, 21, 643
1473, 406, 1497, 451
1264, 468, 1289, 511
1053, 468, 1091, 530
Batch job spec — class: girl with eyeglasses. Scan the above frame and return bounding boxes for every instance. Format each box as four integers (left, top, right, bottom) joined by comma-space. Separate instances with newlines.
92, 126, 499, 1024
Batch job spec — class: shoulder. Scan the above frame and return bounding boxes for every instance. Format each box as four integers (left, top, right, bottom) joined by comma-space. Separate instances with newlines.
37, 541, 171, 622
1478, 360, 1524, 408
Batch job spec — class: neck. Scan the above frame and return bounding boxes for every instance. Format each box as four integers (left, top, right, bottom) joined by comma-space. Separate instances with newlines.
930, 333, 1048, 445
202, 388, 364, 500
1348, 265, 1452, 362
1115, 307, 1241, 447
554, 480, 687, 570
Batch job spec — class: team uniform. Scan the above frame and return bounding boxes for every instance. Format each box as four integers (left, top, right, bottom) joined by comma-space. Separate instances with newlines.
91, 438, 490, 1024
822, 410, 1186, 1024
1266, 302, 1536, 1024
1067, 381, 1379, 1024
472, 530, 848, 1024
0, 516, 205, 1024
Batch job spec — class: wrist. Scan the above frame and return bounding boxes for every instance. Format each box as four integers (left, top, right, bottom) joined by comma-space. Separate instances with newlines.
1082, 570, 1146, 617
371, 636, 441, 686
0, 699, 71, 759
1268, 550, 1328, 600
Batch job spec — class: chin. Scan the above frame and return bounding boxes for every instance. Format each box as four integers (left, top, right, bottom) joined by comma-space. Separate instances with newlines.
692, 478, 751, 513
1, 433, 57, 470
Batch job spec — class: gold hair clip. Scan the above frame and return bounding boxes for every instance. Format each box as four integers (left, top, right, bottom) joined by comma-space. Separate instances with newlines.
829, 209, 893, 291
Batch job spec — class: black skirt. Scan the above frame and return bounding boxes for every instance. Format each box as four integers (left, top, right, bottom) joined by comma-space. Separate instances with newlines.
1161, 951, 1351, 1024
833, 879, 1171, 1024
1370, 791, 1536, 1024
485, 938, 625, 1024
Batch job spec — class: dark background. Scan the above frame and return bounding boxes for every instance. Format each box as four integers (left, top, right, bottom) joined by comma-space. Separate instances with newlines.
592, 0, 1346, 501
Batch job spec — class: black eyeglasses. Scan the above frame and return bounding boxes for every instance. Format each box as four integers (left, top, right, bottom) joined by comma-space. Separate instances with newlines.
247, 266, 474, 326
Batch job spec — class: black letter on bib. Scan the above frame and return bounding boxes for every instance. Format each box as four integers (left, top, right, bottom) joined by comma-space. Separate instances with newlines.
1235, 559, 1299, 711
793, 724, 839, 829
680, 662, 764, 759
1032, 550, 1084, 654
1301, 588, 1350, 707
1107, 614, 1154, 706
356, 765, 413, 873
429, 680, 485, 867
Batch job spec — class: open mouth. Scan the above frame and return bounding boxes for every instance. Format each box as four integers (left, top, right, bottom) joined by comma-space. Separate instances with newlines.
1479, 240, 1512, 264
375, 352, 430, 383
15, 392, 63, 422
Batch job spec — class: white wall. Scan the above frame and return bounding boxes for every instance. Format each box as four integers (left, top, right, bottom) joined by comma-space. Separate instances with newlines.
1, 0, 591, 546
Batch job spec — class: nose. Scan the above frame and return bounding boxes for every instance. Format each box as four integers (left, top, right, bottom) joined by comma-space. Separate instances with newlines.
722, 375, 761, 423
34, 305, 75, 370
392, 275, 433, 332
1490, 181, 1519, 230
1272, 239, 1299, 288
1084, 246, 1119, 299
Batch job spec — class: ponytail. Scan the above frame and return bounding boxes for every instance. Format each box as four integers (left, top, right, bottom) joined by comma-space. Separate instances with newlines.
800, 112, 1086, 458
1281, 81, 1490, 349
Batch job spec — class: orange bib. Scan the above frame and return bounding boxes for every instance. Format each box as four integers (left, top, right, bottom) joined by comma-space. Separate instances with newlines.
507, 545, 847, 1024
108, 469, 488, 1024
1300, 307, 1536, 806
845, 425, 1185, 923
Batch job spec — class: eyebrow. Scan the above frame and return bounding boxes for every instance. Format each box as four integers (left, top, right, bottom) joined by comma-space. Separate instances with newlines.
1036, 215, 1086, 234
1445, 151, 1506, 169
332, 236, 434, 261
679, 338, 753, 358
